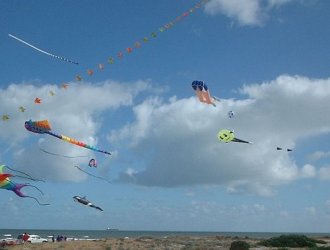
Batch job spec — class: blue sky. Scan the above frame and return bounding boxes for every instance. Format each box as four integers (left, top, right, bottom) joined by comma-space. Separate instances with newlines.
1, 0, 330, 232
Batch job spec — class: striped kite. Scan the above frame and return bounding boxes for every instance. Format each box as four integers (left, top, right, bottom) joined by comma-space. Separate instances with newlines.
24, 120, 111, 155
0, 165, 49, 205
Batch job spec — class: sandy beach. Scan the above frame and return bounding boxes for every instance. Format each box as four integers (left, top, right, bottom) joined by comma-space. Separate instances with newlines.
4, 235, 330, 250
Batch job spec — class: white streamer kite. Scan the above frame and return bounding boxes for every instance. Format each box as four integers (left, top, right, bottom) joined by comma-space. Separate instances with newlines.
8, 33, 79, 65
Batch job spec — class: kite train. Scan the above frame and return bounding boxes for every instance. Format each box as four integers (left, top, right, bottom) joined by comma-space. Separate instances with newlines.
25, 120, 111, 155
0, 165, 49, 206
73, 195, 103, 211
8, 34, 79, 65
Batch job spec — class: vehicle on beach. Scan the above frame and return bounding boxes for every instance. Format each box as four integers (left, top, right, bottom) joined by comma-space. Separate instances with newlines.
17, 234, 48, 244
27, 235, 48, 243
0, 234, 16, 246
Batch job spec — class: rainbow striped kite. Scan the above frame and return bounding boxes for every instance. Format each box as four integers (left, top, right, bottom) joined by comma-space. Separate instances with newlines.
25, 120, 111, 155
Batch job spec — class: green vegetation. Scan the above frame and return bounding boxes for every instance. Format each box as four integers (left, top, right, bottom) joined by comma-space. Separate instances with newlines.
230, 240, 250, 250
309, 247, 330, 250
259, 235, 326, 248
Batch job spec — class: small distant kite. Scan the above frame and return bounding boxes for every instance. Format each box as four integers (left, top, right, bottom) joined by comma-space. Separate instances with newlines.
0, 165, 49, 206
49, 91, 55, 96
228, 110, 235, 118
19, 106, 26, 112
61, 83, 69, 89
88, 159, 97, 168
277, 147, 293, 152
8, 34, 79, 65
73, 196, 103, 211
192, 80, 220, 107
1, 115, 10, 121
25, 120, 112, 155
217, 129, 252, 144
34, 97, 41, 104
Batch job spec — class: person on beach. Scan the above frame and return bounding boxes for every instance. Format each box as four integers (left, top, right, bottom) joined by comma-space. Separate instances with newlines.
22, 232, 29, 244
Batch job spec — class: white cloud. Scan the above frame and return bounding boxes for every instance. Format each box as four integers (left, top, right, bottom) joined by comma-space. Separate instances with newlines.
307, 151, 330, 162
204, 0, 295, 26
300, 164, 316, 178
0, 79, 152, 181
305, 206, 316, 215
318, 166, 330, 181
111, 75, 330, 195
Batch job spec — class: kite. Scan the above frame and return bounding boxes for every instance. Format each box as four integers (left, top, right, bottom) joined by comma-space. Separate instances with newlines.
88, 159, 97, 168
192, 80, 220, 107
217, 129, 252, 144
61, 83, 69, 89
49, 91, 55, 96
228, 110, 235, 118
1, 115, 10, 121
0, 165, 49, 205
8, 34, 79, 65
73, 195, 103, 211
19, 106, 26, 112
34, 98, 41, 104
75, 166, 111, 183
277, 147, 293, 152
0, 165, 44, 182
25, 120, 112, 155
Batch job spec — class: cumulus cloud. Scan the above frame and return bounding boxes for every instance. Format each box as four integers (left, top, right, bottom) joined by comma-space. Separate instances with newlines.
318, 166, 330, 181
204, 0, 295, 26
307, 151, 330, 162
110, 75, 330, 196
300, 164, 316, 178
0, 79, 152, 181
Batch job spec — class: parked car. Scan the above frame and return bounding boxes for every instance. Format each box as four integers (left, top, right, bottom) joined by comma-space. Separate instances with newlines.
0, 235, 16, 246
16, 234, 24, 244
26, 235, 48, 243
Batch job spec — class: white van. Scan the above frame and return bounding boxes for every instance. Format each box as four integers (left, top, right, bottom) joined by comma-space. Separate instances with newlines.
27, 235, 48, 243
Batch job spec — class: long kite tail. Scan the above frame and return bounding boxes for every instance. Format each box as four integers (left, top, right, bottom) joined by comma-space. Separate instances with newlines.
11, 183, 50, 205
8, 34, 79, 65
23, 195, 50, 206
13, 182, 45, 196
40, 147, 89, 159
5, 165, 45, 182
46, 131, 112, 155
75, 166, 111, 183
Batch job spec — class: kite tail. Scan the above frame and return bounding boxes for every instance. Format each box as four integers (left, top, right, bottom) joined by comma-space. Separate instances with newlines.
75, 166, 111, 183
212, 96, 221, 102
13, 182, 45, 196
14, 174, 45, 182
47, 131, 112, 155
39, 147, 89, 158
5, 165, 44, 182
12, 183, 49, 205
22, 195, 50, 206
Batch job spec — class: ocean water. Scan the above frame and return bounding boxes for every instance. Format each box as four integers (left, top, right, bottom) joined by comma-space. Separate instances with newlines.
0, 229, 329, 241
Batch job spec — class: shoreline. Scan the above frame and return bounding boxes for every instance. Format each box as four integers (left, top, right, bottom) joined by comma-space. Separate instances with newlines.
3, 234, 330, 250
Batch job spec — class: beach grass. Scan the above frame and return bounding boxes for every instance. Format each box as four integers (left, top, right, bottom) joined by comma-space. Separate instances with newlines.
3, 235, 330, 250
